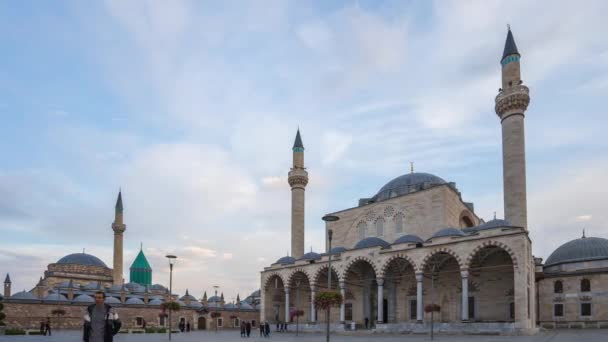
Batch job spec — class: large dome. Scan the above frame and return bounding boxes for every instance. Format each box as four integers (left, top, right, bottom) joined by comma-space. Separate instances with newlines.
57, 253, 108, 268
376, 172, 447, 201
545, 237, 608, 266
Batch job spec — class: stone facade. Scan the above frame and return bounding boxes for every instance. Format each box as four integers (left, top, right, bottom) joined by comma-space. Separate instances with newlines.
43, 263, 113, 288
2, 301, 259, 331
325, 185, 480, 250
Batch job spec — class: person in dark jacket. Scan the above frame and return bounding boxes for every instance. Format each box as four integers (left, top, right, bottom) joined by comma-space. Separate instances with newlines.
240, 321, 246, 337
45, 317, 52, 336
39, 321, 45, 336
186, 321, 190, 332
83, 291, 121, 342
259, 321, 264, 337
245, 321, 251, 337
264, 321, 270, 338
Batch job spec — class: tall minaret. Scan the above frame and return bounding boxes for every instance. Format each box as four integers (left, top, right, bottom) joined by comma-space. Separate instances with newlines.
495, 28, 530, 230
288, 129, 308, 258
112, 190, 127, 285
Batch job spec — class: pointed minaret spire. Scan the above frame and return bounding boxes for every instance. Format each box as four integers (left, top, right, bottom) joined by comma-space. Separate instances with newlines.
236, 293, 240, 302
5, 273, 11, 283
115, 190, 124, 213
582, 229, 586, 239
203, 291, 207, 301
293, 129, 304, 151
3, 273, 11, 297
502, 26, 520, 61
186, 289, 190, 295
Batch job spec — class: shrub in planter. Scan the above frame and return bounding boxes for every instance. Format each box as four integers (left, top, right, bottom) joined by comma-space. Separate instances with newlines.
5, 328, 26, 335
161, 301, 181, 312
314, 291, 343, 310
424, 304, 441, 313
156, 328, 167, 333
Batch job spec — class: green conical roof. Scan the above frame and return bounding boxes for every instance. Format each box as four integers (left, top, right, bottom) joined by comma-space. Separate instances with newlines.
130, 249, 152, 270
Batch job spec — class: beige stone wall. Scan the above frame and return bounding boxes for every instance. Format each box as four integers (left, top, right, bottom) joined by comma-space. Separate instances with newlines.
2, 301, 258, 331
501, 114, 528, 230
538, 273, 608, 327
325, 185, 480, 249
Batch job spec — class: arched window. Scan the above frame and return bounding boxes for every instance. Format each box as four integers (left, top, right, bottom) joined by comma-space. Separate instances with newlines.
357, 222, 367, 240
581, 279, 591, 292
394, 213, 404, 233
375, 218, 384, 237
554, 280, 563, 294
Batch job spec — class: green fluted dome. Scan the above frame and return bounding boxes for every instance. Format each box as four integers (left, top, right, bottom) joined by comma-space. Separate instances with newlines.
129, 249, 152, 286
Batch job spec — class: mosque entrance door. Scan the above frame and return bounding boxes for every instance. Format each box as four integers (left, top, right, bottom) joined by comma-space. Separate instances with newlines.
198, 317, 206, 330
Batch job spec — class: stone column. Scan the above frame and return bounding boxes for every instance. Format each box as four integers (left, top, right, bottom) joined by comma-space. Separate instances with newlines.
339, 281, 346, 322
377, 278, 384, 324
415, 272, 423, 322
310, 286, 316, 322
285, 288, 290, 323
461, 270, 469, 321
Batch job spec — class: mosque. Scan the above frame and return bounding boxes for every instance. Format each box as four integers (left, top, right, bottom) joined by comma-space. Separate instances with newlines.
260, 29, 608, 334
1, 192, 260, 331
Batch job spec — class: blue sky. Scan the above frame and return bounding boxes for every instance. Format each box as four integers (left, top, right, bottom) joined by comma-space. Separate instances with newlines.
1, 0, 607, 299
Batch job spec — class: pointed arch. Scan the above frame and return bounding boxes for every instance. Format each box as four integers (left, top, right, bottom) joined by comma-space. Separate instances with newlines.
262, 272, 287, 291
341, 256, 379, 280
421, 247, 464, 271
286, 268, 313, 288
312, 265, 340, 286
464, 240, 518, 270
380, 253, 418, 276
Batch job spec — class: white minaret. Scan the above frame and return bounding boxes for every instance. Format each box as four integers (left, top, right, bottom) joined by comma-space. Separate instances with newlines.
495, 28, 530, 230
288, 129, 308, 258
112, 190, 126, 285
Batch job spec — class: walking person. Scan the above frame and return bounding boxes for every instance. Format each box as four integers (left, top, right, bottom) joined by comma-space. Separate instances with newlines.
45, 317, 52, 336
83, 291, 122, 342
245, 321, 251, 337
264, 321, 270, 338
364, 317, 369, 329
240, 321, 246, 337
39, 321, 45, 336
186, 321, 190, 332
259, 321, 264, 337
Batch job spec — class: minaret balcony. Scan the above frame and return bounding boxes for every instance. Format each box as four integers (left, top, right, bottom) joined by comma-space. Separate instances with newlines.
495, 85, 530, 118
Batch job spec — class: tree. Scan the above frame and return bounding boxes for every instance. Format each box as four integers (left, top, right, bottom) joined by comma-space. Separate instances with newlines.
289, 308, 304, 336
51, 308, 66, 330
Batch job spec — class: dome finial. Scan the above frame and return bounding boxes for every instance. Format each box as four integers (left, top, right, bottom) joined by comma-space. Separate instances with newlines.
410, 161, 414, 174
83, 248, 85, 254
494, 211, 497, 220
582, 228, 586, 238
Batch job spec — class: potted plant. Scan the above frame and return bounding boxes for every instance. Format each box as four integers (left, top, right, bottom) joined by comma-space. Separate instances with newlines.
50, 308, 66, 330
289, 308, 304, 336
424, 304, 441, 340
314, 291, 343, 333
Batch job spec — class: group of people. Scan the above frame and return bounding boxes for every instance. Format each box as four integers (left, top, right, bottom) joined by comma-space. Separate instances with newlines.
275, 321, 289, 332
178, 318, 191, 332
38, 317, 52, 336
239, 321, 271, 338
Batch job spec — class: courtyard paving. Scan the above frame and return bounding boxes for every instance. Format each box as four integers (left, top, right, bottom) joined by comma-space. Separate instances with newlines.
1, 330, 607, 342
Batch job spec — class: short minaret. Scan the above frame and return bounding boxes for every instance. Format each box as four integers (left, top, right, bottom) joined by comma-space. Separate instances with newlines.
288, 129, 308, 259
495, 27, 530, 230
112, 190, 127, 285
4, 273, 11, 297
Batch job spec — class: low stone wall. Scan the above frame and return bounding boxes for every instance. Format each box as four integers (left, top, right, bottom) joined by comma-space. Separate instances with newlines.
374, 322, 517, 334
540, 320, 608, 329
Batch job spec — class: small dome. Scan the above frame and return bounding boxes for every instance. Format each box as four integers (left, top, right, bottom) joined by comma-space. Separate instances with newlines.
224, 303, 236, 309
150, 295, 164, 300
208, 295, 221, 302
151, 284, 167, 291
125, 297, 145, 305
180, 290, 197, 301
207, 301, 219, 308
239, 301, 254, 310
376, 172, 447, 201
354, 237, 390, 249
250, 289, 260, 297
188, 301, 203, 308
274, 256, 296, 265
471, 219, 513, 232
83, 282, 101, 290
57, 253, 108, 268
107, 284, 123, 292
11, 290, 38, 300
44, 293, 68, 301
393, 234, 424, 245
325, 247, 348, 255
298, 252, 321, 261
73, 294, 95, 303
430, 227, 466, 239
105, 297, 121, 304
546, 237, 608, 266
149, 298, 163, 306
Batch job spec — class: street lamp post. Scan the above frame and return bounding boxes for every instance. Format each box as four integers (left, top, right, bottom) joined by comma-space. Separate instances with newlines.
322, 214, 340, 342
166, 255, 177, 341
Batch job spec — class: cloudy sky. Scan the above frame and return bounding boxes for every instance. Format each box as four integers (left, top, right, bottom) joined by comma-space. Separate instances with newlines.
1, 0, 607, 300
